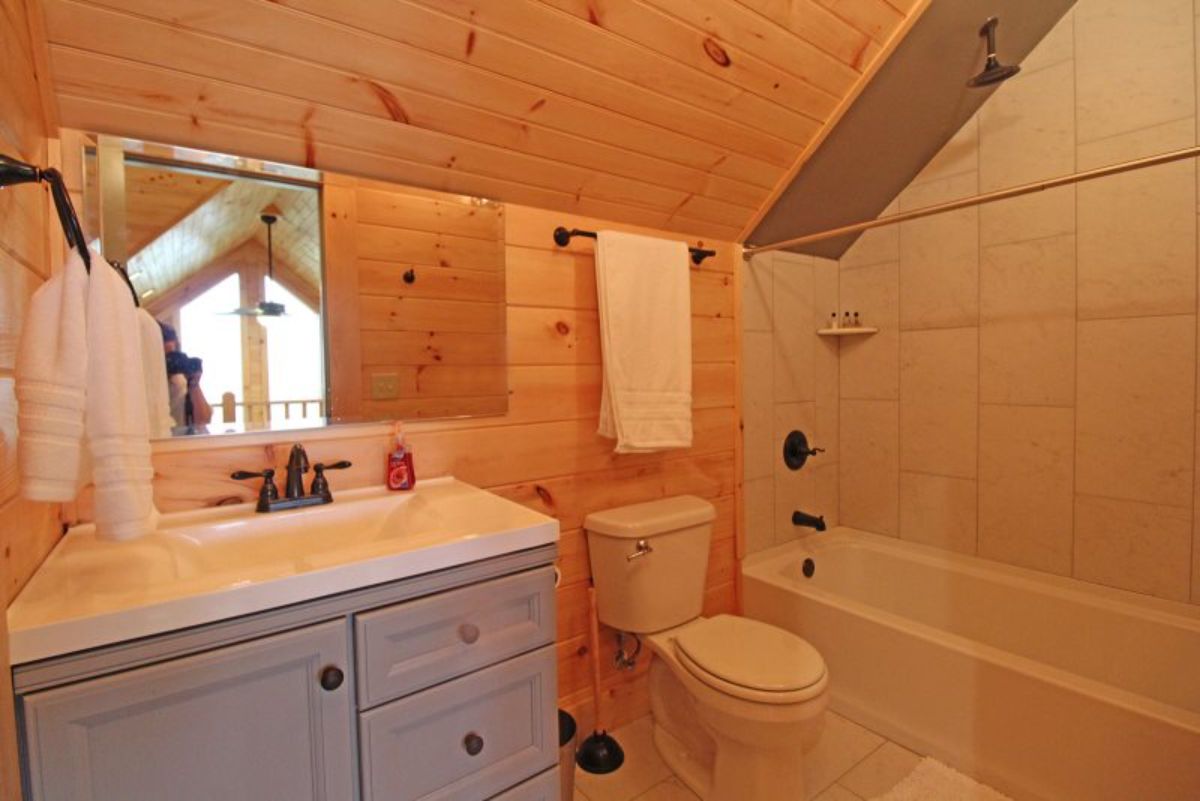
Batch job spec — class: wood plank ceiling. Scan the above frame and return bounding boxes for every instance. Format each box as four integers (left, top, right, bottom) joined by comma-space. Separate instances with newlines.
34, 0, 926, 241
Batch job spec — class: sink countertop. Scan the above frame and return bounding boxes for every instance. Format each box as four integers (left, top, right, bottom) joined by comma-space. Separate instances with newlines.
7, 477, 558, 665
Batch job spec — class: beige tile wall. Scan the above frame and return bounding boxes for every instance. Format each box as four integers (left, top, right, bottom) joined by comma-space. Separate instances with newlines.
741, 251, 840, 554
830, 0, 1200, 605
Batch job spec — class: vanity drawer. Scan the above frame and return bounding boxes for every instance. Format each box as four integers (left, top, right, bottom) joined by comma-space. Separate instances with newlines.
359, 644, 556, 801
489, 767, 559, 800
355, 567, 554, 708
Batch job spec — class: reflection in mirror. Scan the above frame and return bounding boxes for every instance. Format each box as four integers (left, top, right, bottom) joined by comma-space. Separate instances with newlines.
79, 134, 508, 439
323, 177, 507, 424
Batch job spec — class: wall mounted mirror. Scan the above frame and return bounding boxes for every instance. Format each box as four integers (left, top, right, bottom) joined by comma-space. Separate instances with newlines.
79, 134, 508, 439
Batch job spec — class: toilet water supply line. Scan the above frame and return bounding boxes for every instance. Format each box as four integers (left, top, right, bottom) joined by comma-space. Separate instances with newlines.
743, 144, 1200, 257
615, 631, 642, 670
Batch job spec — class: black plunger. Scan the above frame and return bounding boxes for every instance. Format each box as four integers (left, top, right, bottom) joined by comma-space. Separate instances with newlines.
576, 587, 624, 774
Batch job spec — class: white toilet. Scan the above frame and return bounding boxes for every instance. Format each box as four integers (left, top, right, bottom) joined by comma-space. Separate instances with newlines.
584, 495, 829, 801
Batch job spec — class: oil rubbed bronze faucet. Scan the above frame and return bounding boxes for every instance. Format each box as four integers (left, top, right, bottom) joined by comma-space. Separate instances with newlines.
285, 444, 310, 500
792, 509, 827, 532
232, 444, 351, 512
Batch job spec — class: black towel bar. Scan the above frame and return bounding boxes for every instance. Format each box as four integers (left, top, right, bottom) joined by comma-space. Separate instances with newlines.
0, 152, 139, 307
553, 226, 716, 266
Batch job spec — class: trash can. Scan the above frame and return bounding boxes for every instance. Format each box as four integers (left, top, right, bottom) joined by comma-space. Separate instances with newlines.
559, 709, 577, 800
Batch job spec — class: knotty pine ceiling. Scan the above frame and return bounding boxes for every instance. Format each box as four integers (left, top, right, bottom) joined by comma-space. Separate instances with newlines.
34, 0, 926, 242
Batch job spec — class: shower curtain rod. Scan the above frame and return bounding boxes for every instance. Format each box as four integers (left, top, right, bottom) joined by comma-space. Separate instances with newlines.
743, 145, 1200, 258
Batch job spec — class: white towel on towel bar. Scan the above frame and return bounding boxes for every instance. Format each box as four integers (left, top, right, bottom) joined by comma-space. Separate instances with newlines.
595, 230, 693, 453
138, 309, 174, 439
15, 248, 90, 501
84, 250, 158, 541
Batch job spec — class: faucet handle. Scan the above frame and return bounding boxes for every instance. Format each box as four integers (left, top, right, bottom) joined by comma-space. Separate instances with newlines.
311, 461, 352, 502
231, 468, 279, 511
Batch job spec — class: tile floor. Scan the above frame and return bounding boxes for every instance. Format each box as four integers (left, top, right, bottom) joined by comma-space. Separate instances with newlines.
573, 710, 924, 801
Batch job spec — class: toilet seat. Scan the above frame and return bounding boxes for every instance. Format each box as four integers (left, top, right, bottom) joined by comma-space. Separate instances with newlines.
673, 615, 827, 705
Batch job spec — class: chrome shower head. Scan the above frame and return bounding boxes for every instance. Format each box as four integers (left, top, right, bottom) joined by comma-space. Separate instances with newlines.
968, 16, 1021, 87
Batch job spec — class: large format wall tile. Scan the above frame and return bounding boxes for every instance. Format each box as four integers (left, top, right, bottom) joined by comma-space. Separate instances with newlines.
840, 400, 899, 536
743, 253, 773, 333
772, 253, 815, 402
898, 172, 979, 331
1076, 315, 1196, 508
1076, 160, 1196, 319
1075, 494, 1192, 601
980, 187, 1075, 248
979, 60, 1075, 192
743, 476, 774, 556
899, 329, 978, 479
979, 405, 1075, 575
840, 261, 899, 400
980, 234, 1076, 406
899, 472, 977, 554
1076, 0, 1195, 150
1020, 9, 1074, 75
742, 331, 774, 482
814, 257, 840, 462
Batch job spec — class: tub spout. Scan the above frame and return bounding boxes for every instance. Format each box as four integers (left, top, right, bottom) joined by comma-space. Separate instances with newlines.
792, 509, 826, 532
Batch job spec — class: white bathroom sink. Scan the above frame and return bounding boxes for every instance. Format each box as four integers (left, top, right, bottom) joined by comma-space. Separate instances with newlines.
7, 477, 558, 664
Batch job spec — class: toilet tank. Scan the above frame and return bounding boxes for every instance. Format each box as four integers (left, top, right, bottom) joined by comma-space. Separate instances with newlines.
584, 495, 716, 634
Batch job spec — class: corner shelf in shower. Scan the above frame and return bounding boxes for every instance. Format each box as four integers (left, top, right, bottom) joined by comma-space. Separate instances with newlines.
816, 327, 878, 337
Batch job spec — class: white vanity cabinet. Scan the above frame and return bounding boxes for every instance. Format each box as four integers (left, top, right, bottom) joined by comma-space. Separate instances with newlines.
13, 549, 558, 801
22, 620, 355, 801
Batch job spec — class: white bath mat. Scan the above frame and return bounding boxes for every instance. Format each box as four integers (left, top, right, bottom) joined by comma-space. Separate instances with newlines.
870, 758, 1013, 801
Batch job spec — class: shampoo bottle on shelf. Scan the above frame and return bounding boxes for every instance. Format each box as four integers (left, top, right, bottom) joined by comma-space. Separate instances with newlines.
387, 428, 416, 491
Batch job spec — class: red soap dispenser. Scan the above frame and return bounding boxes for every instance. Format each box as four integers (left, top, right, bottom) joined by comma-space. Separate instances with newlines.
387, 427, 415, 491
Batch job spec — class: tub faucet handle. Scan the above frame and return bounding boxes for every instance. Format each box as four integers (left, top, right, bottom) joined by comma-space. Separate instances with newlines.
627, 539, 654, 561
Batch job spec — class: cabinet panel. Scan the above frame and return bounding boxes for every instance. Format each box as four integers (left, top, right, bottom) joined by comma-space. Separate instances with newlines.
356, 567, 554, 708
22, 620, 353, 801
359, 644, 556, 801
489, 767, 560, 800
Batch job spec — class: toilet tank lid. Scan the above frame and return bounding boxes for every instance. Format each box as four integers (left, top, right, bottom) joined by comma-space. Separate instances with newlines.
584, 495, 715, 539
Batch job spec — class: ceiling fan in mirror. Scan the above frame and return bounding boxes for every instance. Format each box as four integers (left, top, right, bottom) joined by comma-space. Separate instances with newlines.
221, 211, 287, 318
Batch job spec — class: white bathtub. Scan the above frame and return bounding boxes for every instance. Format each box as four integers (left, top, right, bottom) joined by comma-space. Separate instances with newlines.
741, 527, 1200, 801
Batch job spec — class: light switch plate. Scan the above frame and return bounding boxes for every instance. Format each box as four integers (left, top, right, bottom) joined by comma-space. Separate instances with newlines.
370, 372, 400, 400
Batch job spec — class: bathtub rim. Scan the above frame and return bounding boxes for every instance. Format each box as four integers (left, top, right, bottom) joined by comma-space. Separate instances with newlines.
741, 528, 1200, 735
745, 526, 1200, 629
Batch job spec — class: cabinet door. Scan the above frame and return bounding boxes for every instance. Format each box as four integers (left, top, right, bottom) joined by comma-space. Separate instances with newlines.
22, 620, 354, 801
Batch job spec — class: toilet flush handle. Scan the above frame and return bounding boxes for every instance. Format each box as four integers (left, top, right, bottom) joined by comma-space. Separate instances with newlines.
627, 539, 654, 561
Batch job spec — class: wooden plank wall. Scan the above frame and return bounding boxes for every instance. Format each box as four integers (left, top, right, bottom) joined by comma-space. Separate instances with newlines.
0, 1, 62, 797
127, 203, 742, 733
36, 0, 926, 241
324, 176, 508, 422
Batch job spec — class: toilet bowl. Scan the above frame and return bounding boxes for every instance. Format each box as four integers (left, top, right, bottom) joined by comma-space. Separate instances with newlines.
646, 615, 828, 801
583, 496, 830, 801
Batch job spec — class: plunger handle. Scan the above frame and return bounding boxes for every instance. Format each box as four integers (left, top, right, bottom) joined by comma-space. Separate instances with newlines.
587, 586, 605, 731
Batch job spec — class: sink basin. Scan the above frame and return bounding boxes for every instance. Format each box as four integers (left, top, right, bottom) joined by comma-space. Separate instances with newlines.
7, 477, 558, 665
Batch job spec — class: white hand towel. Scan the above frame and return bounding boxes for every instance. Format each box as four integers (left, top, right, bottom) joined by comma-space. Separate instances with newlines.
595, 230, 692, 453
138, 310, 174, 438
16, 248, 89, 501
86, 254, 157, 541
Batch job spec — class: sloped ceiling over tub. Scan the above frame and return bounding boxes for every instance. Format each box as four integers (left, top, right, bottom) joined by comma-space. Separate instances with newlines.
746, 0, 1077, 258
33, 0, 927, 242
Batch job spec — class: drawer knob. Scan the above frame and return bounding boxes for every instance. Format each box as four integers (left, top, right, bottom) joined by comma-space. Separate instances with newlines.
319, 666, 345, 691
458, 623, 481, 644
463, 732, 484, 756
